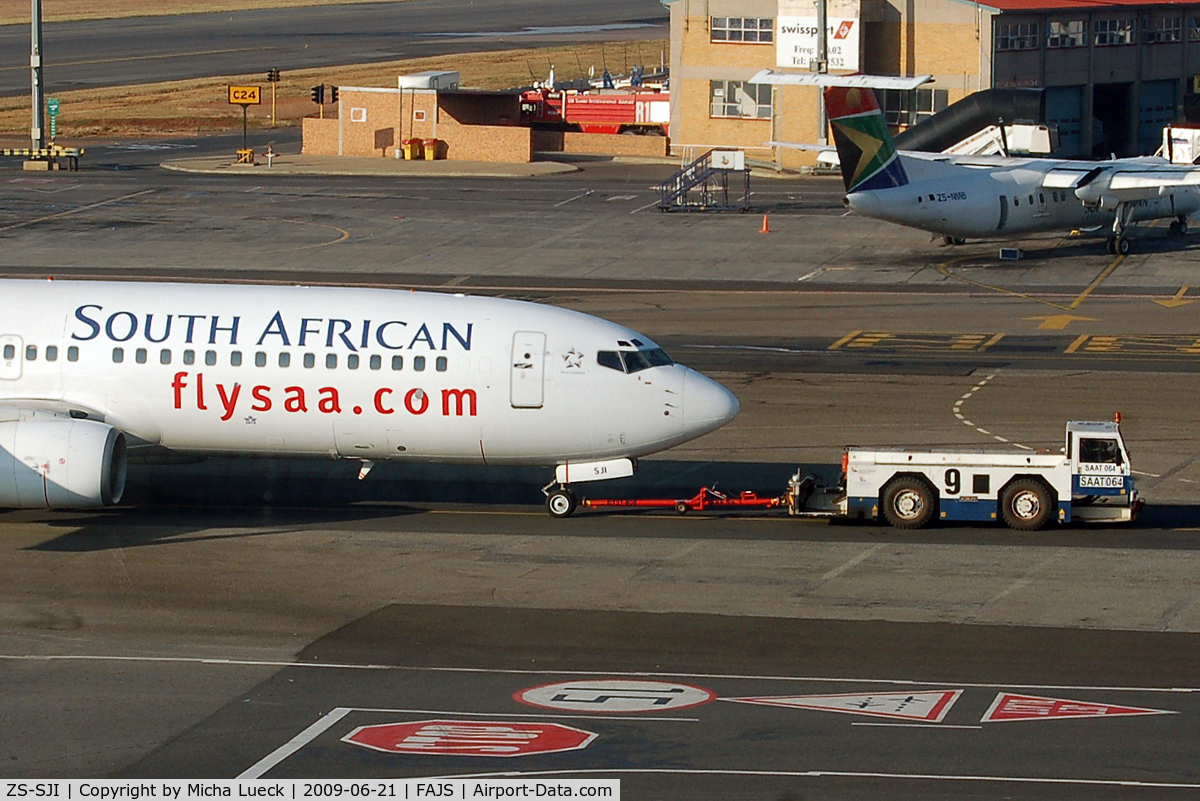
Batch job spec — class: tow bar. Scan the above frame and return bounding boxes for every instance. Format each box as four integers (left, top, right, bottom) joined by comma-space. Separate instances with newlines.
582, 486, 786, 515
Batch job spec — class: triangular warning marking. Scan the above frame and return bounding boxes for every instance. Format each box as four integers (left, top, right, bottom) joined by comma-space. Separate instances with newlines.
725, 690, 962, 723
981, 693, 1176, 723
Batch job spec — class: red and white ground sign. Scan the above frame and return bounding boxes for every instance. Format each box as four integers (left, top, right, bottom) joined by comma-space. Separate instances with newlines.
342, 720, 597, 757
981, 693, 1176, 723
725, 690, 962, 722
516, 679, 716, 713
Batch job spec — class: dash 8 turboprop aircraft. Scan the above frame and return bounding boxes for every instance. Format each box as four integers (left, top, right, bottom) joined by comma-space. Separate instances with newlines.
0, 279, 739, 517
825, 84, 1200, 254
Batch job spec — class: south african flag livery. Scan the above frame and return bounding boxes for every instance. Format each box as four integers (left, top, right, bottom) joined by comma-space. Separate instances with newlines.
825, 86, 909, 193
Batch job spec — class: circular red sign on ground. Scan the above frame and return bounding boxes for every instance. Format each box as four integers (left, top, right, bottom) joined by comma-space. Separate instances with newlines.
342, 719, 597, 757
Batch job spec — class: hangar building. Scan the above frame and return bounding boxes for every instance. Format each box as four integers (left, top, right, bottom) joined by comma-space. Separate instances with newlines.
665, 0, 1200, 165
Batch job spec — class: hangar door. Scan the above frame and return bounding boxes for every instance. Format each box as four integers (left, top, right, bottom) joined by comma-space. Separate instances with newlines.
510, 331, 546, 408
1045, 86, 1083, 157
1139, 80, 1178, 155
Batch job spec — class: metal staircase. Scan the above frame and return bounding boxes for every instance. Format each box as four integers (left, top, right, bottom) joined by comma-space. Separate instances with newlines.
657, 148, 750, 212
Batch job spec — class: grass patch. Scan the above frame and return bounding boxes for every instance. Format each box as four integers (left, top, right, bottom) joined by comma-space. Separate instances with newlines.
0, 39, 667, 140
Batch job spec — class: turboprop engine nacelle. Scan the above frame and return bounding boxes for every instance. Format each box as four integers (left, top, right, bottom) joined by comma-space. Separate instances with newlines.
0, 418, 127, 508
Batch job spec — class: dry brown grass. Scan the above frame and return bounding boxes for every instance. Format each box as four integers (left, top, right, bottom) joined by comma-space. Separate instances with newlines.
0, 39, 667, 141
0, 0, 417, 25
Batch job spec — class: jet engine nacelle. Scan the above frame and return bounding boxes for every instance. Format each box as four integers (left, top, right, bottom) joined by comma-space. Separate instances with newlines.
0, 419, 127, 508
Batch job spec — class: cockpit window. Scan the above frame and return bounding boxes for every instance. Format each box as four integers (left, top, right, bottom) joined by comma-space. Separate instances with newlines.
597, 351, 623, 371
596, 348, 674, 373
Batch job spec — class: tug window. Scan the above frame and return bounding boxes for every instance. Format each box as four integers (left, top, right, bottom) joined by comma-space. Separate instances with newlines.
1080, 438, 1122, 464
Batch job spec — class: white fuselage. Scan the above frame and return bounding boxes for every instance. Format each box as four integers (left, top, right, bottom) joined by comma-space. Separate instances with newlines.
0, 280, 738, 467
847, 154, 1200, 239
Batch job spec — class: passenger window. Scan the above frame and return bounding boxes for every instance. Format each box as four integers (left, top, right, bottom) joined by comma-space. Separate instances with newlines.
2, 344, 13, 360
1079, 438, 1122, 465
160, 349, 171, 365
205, 350, 217, 366
1028, 195, 1034, 204
183, 349, 195, 365
279, 352, 291, 368
231, 351, 242, 367
370, 354, 382, 370
326, 354, 337, 369
436, 356, 447, 372
413, 355, 426, 371
135, 348, 147, 364
45, 345, 57, 361
1013, 196, 1019, 206
112, 347, 124, 363
1038, 193, 1044, 204
347, 354, 359, 370
303, 353, 315, 368
597, 350, 624, 372
255, 352, 266, 367
25, 345, 36, 361
391, 355, 404, 371
67, 346, 78, 362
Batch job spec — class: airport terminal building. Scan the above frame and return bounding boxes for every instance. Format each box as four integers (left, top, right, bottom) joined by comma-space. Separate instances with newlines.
665, 0, 1200, 164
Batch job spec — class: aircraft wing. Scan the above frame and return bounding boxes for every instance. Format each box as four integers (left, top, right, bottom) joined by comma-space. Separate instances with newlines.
750, 70, 933, 90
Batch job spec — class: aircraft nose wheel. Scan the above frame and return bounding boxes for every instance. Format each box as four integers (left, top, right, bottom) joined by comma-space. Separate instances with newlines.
545, 486, 578, 518
1106, 237, 1131, 255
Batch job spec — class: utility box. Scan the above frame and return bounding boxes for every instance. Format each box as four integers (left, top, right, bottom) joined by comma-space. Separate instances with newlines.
710, 149, 745, 170
398, 71, 460, 91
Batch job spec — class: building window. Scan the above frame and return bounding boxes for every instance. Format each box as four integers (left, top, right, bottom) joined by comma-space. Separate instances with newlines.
710, 81, 772, 119
1190, 17, 1200, 41
1047, 20, 1086, 47
995, 22, 1039, 51
877, 89, 949, 126
711, 17, 773, 43
1145, 16, 1181, 43
1095, 18, 1135, 45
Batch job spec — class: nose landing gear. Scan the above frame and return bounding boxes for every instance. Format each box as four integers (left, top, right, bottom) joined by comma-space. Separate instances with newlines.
543, 483, 578, 518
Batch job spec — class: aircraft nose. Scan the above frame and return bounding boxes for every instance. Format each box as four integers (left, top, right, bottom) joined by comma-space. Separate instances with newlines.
683, 369, 739, 433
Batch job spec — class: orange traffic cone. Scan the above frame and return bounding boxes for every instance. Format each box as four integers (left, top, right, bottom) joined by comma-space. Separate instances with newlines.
759, 213, 770, 234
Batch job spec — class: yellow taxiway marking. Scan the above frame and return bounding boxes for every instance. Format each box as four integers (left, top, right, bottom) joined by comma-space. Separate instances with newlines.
828, 330, 863, 350
1067, 255, 1124, 310
935, 257, 1072, 312
0, 188, 155, 232
1023, 313, 1099, 330
280, 218, 351, 250
1155, 286, 1193, 308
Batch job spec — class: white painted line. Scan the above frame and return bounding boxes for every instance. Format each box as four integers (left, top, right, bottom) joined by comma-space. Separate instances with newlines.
554, 190, 592, 207
993, 436, 1009, 443
819, 544, 883, 581
606, 195, 637, 201
976, 428, 991, 436
334, 706, 698, 722
630, 199, 660, 214
238, 706, 353, 779
2, 654, 1197, 692
419, 767, 1200, 790
1132, 470, 1163, 478
1014, 443, 1034, 451
797, 268, 825, 282
852, 722, 983, 729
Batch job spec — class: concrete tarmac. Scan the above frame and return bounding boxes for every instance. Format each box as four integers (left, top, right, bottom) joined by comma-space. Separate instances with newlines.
2, 150, 1200, 796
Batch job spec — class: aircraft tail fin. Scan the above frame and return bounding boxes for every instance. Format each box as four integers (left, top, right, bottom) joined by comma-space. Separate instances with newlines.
824, 85, 909, 193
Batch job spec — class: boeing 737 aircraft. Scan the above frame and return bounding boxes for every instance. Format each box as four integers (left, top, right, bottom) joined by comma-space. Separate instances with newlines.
0, 280, 739, 517
825, 84, 1200, 254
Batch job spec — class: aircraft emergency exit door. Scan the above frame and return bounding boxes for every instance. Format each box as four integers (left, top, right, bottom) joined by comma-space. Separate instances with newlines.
510, 331, 546, 408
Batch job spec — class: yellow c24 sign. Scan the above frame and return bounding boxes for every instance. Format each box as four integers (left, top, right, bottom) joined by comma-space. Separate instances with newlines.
228, 85, 261, 105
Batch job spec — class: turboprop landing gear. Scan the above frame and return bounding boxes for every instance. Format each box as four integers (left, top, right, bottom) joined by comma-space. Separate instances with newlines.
1170, 217, 1189, 236
544, 483, 578, 518
942, 235, 966, 246
1107, 201, 1136, 255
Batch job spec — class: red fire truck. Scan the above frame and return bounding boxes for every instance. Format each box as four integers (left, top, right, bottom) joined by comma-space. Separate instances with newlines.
520, 89, 670, 136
